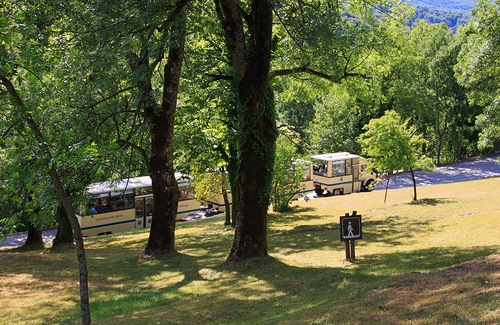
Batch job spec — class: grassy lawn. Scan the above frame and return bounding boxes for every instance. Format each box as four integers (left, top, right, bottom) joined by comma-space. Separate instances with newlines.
1, 178, 499, 324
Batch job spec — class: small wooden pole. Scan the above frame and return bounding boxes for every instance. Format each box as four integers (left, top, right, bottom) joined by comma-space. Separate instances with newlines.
350, 240, 356, 260
345, 241, 351, 260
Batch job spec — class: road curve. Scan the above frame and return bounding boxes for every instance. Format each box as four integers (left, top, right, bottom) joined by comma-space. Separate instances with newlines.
375, 155, 500, 190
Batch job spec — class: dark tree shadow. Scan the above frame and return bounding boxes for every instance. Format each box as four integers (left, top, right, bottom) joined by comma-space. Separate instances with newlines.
407, 198, 457, 206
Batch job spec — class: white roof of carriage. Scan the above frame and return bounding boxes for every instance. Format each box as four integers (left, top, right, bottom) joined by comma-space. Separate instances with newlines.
311, 152, 360, 161
87, 172, 187, 195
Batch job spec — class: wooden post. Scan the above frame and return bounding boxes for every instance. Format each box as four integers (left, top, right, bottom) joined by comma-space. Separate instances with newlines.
340, 211, 362, 261
350, 240, 355, 260
345, 241, 351, 259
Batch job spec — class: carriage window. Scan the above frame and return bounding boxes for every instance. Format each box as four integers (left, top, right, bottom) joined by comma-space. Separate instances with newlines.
86, 190, 134, 214
331, 161, 346, 177
87, 193, 111, 214
312, 160, 328, 176
110, 190, 135, 211
345, 160, 352, 175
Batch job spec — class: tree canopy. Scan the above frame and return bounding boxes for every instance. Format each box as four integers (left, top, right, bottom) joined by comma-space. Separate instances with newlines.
358, 110, 434, 202
1, 0, 499, 321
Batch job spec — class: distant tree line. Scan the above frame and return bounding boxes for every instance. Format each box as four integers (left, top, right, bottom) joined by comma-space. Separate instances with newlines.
412, 6, 472, 32
410, 0, 475, 11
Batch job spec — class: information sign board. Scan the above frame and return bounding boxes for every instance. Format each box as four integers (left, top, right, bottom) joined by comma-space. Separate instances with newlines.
340, 213, 362, 241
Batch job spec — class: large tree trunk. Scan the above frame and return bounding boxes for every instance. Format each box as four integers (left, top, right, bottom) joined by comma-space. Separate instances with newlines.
25, 221, 43, 246
216, 0, 276, 262
53, 205, 74, 246
144, 10, 186, 255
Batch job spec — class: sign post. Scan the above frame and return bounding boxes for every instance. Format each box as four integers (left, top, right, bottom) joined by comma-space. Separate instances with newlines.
340, 211, 362, 261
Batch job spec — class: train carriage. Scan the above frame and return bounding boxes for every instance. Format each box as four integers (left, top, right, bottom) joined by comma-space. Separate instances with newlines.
77, 174, 227, 236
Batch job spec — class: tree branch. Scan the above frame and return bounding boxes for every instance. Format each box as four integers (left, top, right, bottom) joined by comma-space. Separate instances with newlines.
271, 65, 371, 82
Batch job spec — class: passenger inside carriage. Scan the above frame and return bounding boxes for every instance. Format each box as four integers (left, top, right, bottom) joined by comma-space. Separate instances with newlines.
89, 203, 98, 214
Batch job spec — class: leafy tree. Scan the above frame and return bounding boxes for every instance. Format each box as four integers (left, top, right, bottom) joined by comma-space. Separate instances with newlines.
142, 7, 187, 255
215, 0, 277, 261
276, 100, 315, 153
358, 110, 433, 202
408, 21, 476, 164
1, 68, 91, 325
309, 84, 361, 154
0, 0, 130, 246
191, 169, 231, 224
213, 0, 409, 261
271, 134, 308, 212
455, 0, 500, 153
61, 0, 190, 254
373, 16, 481, 164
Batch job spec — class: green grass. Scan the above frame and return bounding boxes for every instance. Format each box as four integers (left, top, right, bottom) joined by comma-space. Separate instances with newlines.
1, 178, 499, 324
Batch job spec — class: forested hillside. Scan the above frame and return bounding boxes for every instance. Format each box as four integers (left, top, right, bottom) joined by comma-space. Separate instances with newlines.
411, 0, 475, 10
410, 0, 475, 32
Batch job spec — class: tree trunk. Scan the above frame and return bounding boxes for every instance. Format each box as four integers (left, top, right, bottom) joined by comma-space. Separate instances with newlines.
216, 0, 276, 262
25, 221, 43, 246
48, 166, 91, 324
144, 10, 186, 255
410, 167, 418, 201
223, 188, 231, 226
53, 205, 74, 246
227, 141, 238, 227
384, 173, 391, 204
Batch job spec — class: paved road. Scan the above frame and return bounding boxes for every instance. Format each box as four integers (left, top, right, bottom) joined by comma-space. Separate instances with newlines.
375, 155, 500, 190
1, 228, 57, 249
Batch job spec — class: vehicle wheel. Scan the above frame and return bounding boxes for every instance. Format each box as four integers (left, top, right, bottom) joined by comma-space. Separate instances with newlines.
333, 189, 341, 196
364, 180, 373, 192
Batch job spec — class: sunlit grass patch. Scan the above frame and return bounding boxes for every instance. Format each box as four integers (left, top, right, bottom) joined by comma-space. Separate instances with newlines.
0, 177, 498, 324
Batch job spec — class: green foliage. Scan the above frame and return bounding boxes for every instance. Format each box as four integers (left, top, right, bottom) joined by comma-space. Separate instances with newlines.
0, 0, 147, 238
276, 100, 314, 153
358, 110, 433, 173
309, 85, 362, 154
0, 0, 497, 247
191, 170, 228, 203
455, 0, 500, 151
373, 16, 482, 164
271, 134, 307, 212
410, 0, 475, 11
412, 6, 471, 33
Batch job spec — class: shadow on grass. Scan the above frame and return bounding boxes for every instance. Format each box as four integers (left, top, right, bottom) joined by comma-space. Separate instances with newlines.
268, 207, 320, 224
407, 198, 457, 206
87, 251, 205, 321
84, 216, 498, 323
2, 241, 47, 252
269, 214, 434, 253
202, 246, 498, 324
3, 228, 497, 325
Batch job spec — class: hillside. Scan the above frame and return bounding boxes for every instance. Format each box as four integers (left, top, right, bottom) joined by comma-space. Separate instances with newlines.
1, 178, 499, 324
408, 0, 475, 32
410, 0, 475, 11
